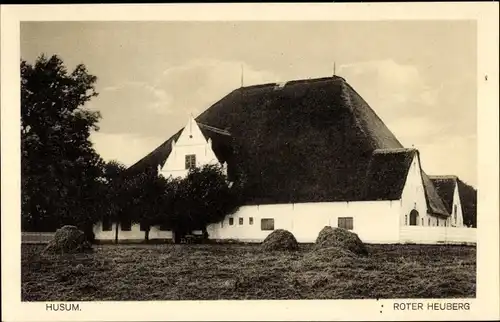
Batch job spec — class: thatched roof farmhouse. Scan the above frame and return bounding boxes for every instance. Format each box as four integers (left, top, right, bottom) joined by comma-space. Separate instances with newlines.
94, 76, 476, 244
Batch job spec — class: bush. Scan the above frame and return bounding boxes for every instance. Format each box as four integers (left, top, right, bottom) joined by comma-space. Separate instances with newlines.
261, 229, 298, 251
43, 225, 92, 254
315, 226, 368, 256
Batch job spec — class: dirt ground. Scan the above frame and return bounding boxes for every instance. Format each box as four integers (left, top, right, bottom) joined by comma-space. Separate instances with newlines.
21, 243, 476, 301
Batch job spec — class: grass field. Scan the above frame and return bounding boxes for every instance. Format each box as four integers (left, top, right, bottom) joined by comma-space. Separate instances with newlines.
21, 243, 476, 301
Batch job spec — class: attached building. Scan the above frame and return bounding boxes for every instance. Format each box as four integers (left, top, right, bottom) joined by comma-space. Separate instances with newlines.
430, 175, 478, 228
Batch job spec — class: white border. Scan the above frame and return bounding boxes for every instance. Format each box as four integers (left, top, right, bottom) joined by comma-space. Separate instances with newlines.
1, 3, 499, 321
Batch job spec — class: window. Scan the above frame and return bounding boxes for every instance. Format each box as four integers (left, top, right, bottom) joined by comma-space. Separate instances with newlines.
121, 218, 132, 231
249, 217, 254, 225
454, 205, 458, 222
405, 215, 408, 225
229, 217, 234, 226
238, 217, 244, 225
102, 218, 112, 231
428, 218, 430, 226
338, 217, 354, 230
261, 218, 275, 231
421, 218, 424, 226
185, 154, 196, 169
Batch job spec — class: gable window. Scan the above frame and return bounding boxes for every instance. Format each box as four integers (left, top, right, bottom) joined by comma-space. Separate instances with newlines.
238, 217, 244, 225
120, 218, 132, 231
338, 217, 354, 230
229, 217, 234, 226
102, 218, 112, 231
249, 217, 254, 225
261, 218, 275, 231
454, 205, 458, 222
185, 154, 196, 169
421, 218, 424, 226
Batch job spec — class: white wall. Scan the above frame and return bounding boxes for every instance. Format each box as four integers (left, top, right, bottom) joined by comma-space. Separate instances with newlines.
206, 200, 401, 244
399, 226, 476, 244
400, 154, 448, 227
92, 199, 475, 244
92, 201, 400, 243
21, 232, 55, 244
93, 222, 172, 241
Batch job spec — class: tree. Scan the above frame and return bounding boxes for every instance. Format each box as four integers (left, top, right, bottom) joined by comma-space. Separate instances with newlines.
163, 177, 197, 243
21, 54, 104, 235
103, 160, 128, 182
168, 164, 242, 242
457, 180, 477, 228
102, 160, 127, 243
123, 171, 170, 241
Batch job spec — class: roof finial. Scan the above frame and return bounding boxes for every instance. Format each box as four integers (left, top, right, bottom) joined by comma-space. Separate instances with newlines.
240, 63, 244, 88
189, 112, 193, 134
333, 61, 336, 77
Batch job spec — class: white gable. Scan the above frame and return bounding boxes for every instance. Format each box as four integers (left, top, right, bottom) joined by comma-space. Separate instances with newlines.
175, 116, 207, 146
451, 181, 465, 227
400, 153, 428, 227
158, 116, 226, 179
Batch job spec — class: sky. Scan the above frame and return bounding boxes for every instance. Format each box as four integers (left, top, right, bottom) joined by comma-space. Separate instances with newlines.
20, 21, 477, 186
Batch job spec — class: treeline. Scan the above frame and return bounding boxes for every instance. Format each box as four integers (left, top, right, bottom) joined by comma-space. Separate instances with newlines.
21, 54, 241, 242
457, 179, 477, 228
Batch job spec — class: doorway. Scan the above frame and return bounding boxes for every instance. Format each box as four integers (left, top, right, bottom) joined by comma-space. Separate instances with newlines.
409, 209, 419, 226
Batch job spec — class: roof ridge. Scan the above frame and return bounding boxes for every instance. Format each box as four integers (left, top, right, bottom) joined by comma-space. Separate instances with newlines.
372, 147, 417, 154
197, 122, 231, 136
429, 175, 458, 180
240, 75, 346, 91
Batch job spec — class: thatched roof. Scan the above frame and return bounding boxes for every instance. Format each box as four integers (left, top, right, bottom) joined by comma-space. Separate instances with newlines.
430, 175, 477, 225
421, 172, 450, 217
127, 76, 448, 216
429, 176, 457, 214
363, 148, 417, 201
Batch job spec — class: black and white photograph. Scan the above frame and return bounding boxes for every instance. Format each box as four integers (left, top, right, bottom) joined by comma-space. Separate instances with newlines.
2, 3, 499, 322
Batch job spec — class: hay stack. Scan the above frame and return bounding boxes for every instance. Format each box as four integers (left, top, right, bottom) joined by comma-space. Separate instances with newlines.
261, 229, 299, 251
309, 245, 356, 259
301, 246, 358, 269
43, 225, 92, 254
315, 226, 368, 256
